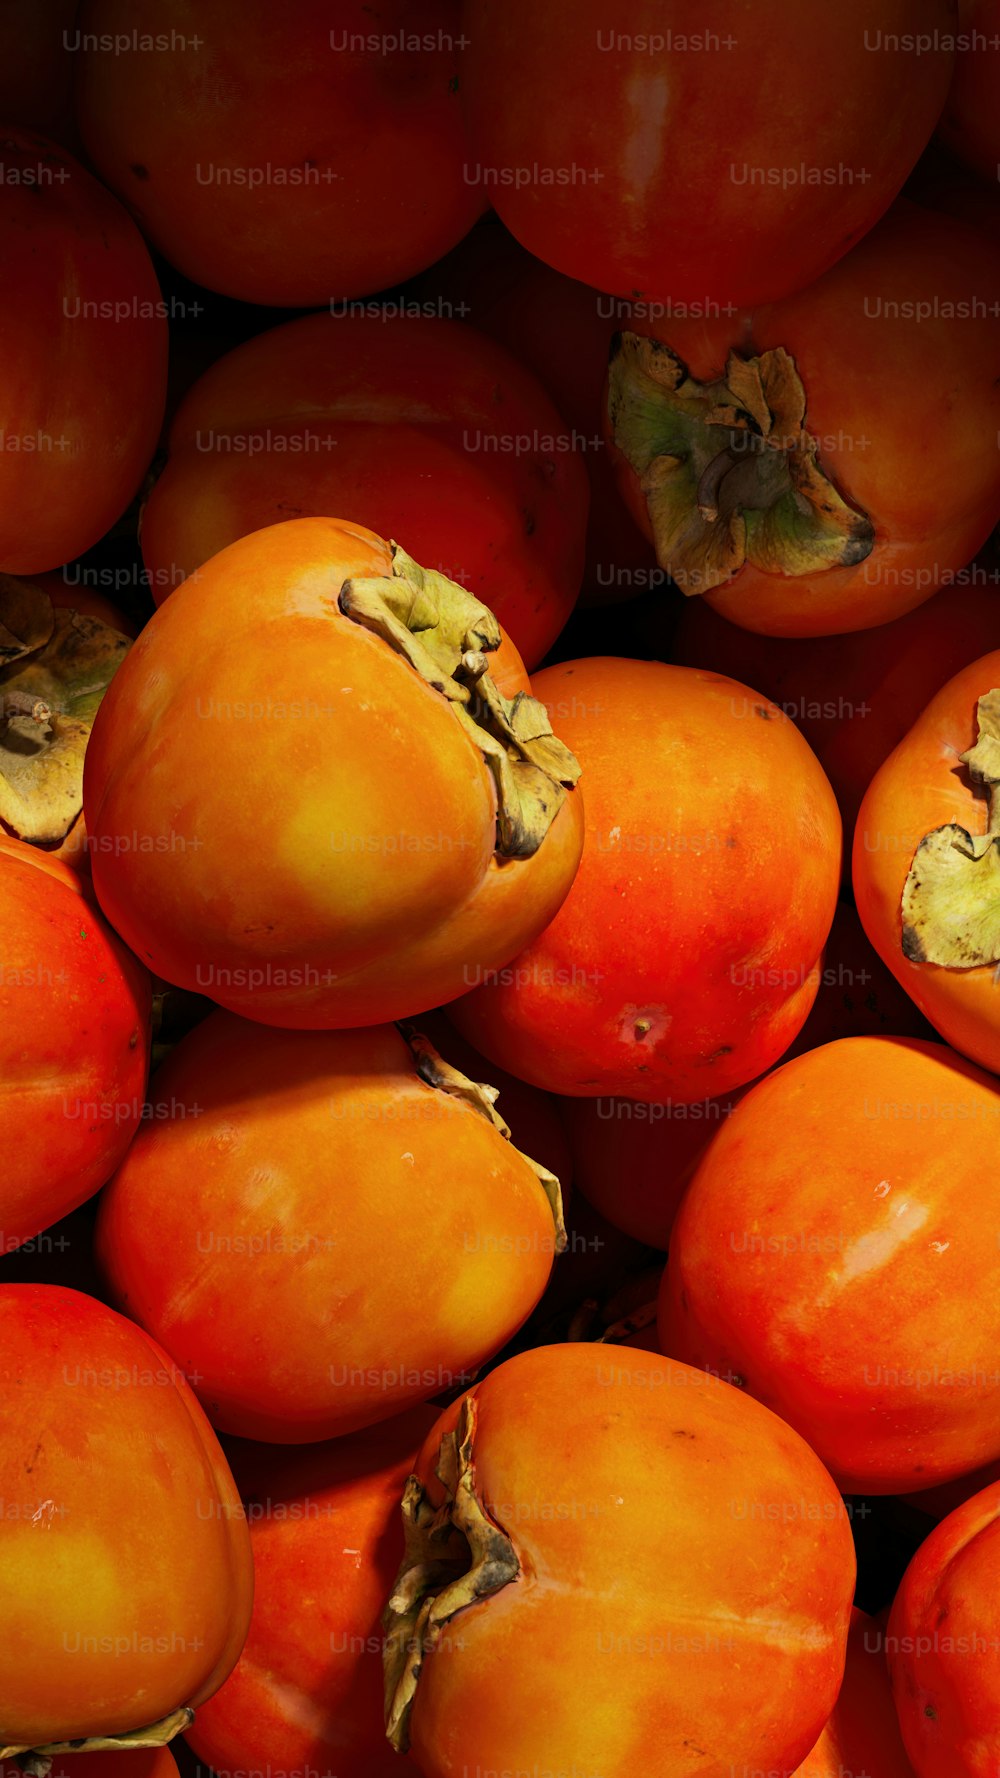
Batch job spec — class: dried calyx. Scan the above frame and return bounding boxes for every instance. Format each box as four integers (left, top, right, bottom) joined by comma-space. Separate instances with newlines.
402, 1025, 567, 1251
382, 1393, 518, 1753
339, 545, 580, 858
607, 331, 874, 595
4, 1707, 194, 1773
901, 689, 1000, 969
0, 576, 131, 844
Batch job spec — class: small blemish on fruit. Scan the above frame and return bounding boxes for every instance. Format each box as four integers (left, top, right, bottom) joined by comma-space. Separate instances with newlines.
634, 1019, 651, 1041
925, 1706, 937, 1720
130, 163, 149, 180
753, 705, 772, 721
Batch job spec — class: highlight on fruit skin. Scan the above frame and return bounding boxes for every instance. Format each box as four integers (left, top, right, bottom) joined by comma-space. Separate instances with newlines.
96, 1015, 567, 1442
661, 1035, 1000, 1494
380, 1342, 855, 1778
83, 516, 584, 1029
0, 1283, 253, 1759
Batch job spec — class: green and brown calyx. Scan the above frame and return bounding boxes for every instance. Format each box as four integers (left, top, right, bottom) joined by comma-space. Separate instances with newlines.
339, 545, 580, 858
0, 575, 131, 845
382, 1392, 518, 1753
402, 1025, 567, 1252
607, 331, 874, 594
901, 689, 1000, 969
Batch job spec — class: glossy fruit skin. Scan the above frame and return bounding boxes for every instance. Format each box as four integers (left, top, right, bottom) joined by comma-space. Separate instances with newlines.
450, 657, 841, 1102
74, 0, 484, 305
186, 1406, 435, 1777
0, 837, 151, 1251
854, 648, 1000, 1075
794, 1607, 916, 1778
608, 202, 1000, 637
83, 517, 583, 1029
460, 0, 952, 310
0, 127, 167, 573
662, 1036, 1000, 1494
670, 568, 1000, 856
96, 1014, 563, 1441
936, 0, 1000, 180
394, 1344, 855, 1778
0, 1284, 252, 1747
887, 1478, 1000, 1777
140, 312, 588, 669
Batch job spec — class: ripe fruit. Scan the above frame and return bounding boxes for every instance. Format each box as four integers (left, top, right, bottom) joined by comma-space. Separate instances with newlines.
460, 0, 953, 309
75, 0, 485, 304
662, 1036, 1000, 1493
382, 1343, 855, 1778
0, 1284, 252, 1755
186, 1407, 436, 1778
0, 836, 150, 1251
97, 1015, 567, 1440
0, 126, 166, 573
451, 656, 840, 1101
887, 1477, 1000, 1777
607, 203, 1000, 636
140, 312, 590, 668
84, 518, 583, 1028
854, 650, 1000, 1075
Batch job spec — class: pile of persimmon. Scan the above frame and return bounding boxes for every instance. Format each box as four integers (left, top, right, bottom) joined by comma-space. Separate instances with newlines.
3, 5, 1000, 1775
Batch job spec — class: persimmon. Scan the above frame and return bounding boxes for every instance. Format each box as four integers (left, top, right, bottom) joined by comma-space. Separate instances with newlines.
0, 1284, 252, 1757
83, 518, 584, 1028
74, 0, 484, 306
450, 656, 840, 1101
139, 312, 589, 669
605, 202, 1000, 636
0, 836, 150, 1252
96, 1014, 567, 1441
381, 1343, 855, 1778
460, 0, 952, 310
887, 1477, 1000, 1777
0, 127, 167, 573
854, 649, 1000, 1076
661, 1036, 1000, 1493
186, 1407, 436, 1778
